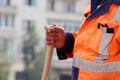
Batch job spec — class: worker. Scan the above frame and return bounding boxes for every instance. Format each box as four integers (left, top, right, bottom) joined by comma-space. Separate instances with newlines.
45, 0, 120, 80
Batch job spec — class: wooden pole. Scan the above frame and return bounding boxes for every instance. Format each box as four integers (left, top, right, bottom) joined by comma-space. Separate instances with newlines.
41, 45, 54, 80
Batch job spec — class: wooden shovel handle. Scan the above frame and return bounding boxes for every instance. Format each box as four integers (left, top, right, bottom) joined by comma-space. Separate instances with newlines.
41, 45, 54, 80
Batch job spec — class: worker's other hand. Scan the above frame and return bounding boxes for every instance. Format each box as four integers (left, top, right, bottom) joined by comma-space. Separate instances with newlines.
45, 25, 66, 48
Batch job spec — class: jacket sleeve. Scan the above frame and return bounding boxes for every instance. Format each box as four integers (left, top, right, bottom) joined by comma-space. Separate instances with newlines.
56, 32, 75, 60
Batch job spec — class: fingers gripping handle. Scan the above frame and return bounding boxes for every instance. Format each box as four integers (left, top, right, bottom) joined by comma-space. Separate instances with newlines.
41, 45, 54, 80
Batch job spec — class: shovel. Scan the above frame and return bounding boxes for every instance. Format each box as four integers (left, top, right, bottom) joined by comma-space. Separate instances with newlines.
41, 45, 54, 80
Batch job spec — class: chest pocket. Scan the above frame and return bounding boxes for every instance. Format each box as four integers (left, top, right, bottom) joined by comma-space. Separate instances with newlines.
95, 6, 120, 63
95, 26, 114, 63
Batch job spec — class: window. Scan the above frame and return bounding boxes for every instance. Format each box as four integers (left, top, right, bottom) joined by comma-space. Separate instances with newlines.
63, 1, 75, 13
47, 0, 55, 11
60, 75, 72, 80
25, 0, 36, 6
47, 19, 80, 31
0, 0, 10, 5
0, 38, 14, 56
0, 14, 15, 29
16, 72, 27, 80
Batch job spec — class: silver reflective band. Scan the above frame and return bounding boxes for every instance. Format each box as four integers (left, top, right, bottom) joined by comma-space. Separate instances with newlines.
73, 55, 120, 72
113, 6, 120, 22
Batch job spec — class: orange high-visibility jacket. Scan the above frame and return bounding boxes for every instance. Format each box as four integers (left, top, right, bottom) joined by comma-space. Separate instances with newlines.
57, 4, 120, 80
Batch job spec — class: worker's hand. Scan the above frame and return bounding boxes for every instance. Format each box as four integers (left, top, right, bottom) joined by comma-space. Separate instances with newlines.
45, 25, 66, 48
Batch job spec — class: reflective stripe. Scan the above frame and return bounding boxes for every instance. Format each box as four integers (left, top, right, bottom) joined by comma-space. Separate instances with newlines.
96, 27, 113, 63
113, 6, 120, 21
73, 55, 120, 72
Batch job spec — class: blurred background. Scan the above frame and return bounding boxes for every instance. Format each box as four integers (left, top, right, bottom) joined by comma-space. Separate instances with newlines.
0, 0, 89, 80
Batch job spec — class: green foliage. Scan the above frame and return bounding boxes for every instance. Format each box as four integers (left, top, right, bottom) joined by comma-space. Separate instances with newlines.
22, 21, 42, 80
22, 21, 39, 63
29, 47, 47, 80
22, 21, 52, 80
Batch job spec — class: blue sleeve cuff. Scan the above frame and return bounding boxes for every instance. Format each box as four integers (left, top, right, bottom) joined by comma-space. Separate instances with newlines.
56, 32, 74, 60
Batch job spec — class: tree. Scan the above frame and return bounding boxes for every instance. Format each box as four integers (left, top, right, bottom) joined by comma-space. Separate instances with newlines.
23, 22, 38, 62
22, 21, 52, 80
29, 47, 47, 80
22, 21, 39, 79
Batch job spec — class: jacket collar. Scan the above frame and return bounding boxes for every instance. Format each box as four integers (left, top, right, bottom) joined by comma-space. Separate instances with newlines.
87, 0, 120, 20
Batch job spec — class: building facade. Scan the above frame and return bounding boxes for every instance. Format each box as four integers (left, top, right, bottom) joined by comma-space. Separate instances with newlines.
0, 0, 89, 80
